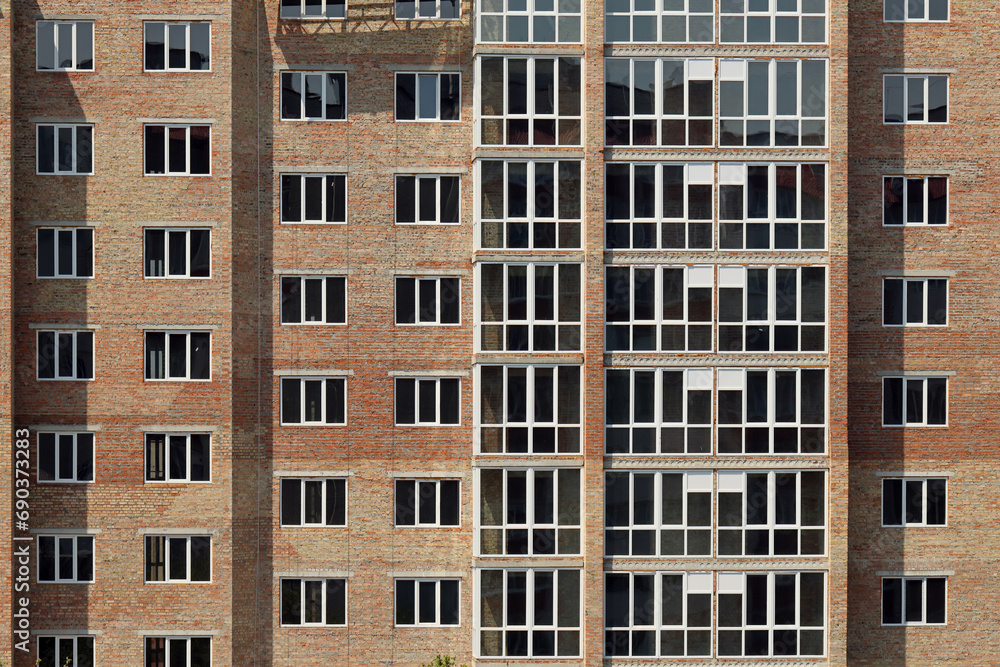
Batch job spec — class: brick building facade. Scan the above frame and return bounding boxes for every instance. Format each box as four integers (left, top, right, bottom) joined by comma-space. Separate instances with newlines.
0, 0, 990, 665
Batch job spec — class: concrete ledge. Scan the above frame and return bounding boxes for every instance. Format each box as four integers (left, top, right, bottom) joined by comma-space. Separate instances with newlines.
387, 166, 468, 174
274, 369, 354, 376
136, 528, 218, 536
387, 571, 464, 578
31, 424, 103, 432
388, 369, 470, 377
275, 63, 356, 71
390, 268, 470, 276
275, 570, 352, 578
275, 268, 354, 275
28, 220, 99, 227
143, 221, 218, 228
875, 370, 956, 377
139, 425, 220, 432
273, 470, 354, 477
877, 570, 955, 577
29, 323, 100, 330
275, 165, 351, 173
134, 630, 222, 636
876, 471, 955, 478
878, 269, 956, 277
32, 528, 102, 535
137, 117, 216, 124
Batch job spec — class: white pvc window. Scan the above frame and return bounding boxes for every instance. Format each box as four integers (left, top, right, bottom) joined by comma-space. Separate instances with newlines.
144, 228, 211, 278
396, 0, 459, 19
145, 433, 211, 483
605, 58, 713, 147
881, 477, 947, 527
882, 277, 947, 327
37, 636, 95, 667
144, 331, 211, 381
395, 276, 461, 324
605, 471, 711, 556
395, 73, 461, 121
280, 578, 347, 626
605, 0, 713, 43
717, 470, 827, 557
605, 265, 713, 353
144, 535, 211, 583
605, 162, 714, 250
280, 276, 347, 324
280, 0, 346, 18
395, 579, 461, 626
718, 265, 827, 353
37, 432, 94, 483
478, 467, 581, 556
884, 0, 948, 21
37, 124, 93, 175
605, 368, 712, 455
478, 568, 581, 657
883, 74, 948, 124
280, 478, 348, 526
280, 71, 346, 120
719, 59, 827, 147
604, 571, 712, 657
882, 376, 947, 427
37, 227, 94, 278
477, 364, 581, 454
395, 479, 461, 527
882, 175, 948, 226
720, 0, 827, 43
719, 163, 827, 250
37, 535, 94, 583
478, 159, 582, 249
395, 377, 461, 425
396, 174, 460, 224
717, 571, 826, 657
717, 368, 827, 455
37, 330, 94, 381
478, 263, 582, 353
479, 0, 581, 43
144, 637, 211, 666
280, 173, 347, 224
144, 21, 211, 71
280, 377, 347, 425
36, 20, 93, 71
882, 577, 946, 625
479, 56, 581, 146
143, 124, 211, 176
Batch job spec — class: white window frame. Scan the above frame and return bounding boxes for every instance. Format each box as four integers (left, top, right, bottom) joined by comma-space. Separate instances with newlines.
605, 264, 714, 353
604, 162, 714, 251
395, 72, 462, 122
143, 227, 212, 279
718, 162, 828, 251
36, 20, 94, 71
716, 571, 827, 658
477, 262, 582, 353
716, 367, 828, 455
717, 470, 827, 557
279, 173, 348, 224
279, 0, 346, 19
605, 367, 713, 455
395, 478, 461, 527
475, 568, 582, 658
144, 330, 212, 381
476, 467, 581, 557
395, 578, 462, 627
279, 578, 348, 626
143, 21, 212, 72
882, 277, 948, 327
36, 330, 95, 381
144, 636, 213, 666
719, 0, 828, 44
279, 376, 348, 426
478, 0, 581, 43
604, 58, 714, 148
37, 535, 94, 583
477, 159, 583, 250
882, 175, 949, 226
881, 477, 948, 527
280, 71, 347, 121
477, 55, 582, 147
883, 74, 949, 125
144, 432, 212, 483
605, 0, 713, 44
280, 477, 348, 527
881, 576, 947, 626
37, 431, 95, 484
603, 571, 713, 658
394, 276, 462, 325
144, 535, 213, 583
604, 470, 712, 557
394, 377, 461, 426
279, 275, 347, 325
395, 174, 461, 225
36, 123, 93, 175
719, 58, 828, 148
881, 376, 948, 427
718, 265, 828, 353
143, 124, 212, 176
396, 0, 460, 20
884, 0, 949, 22
36, 635, 96, 667
36, 226, 95, 279
475, 364, 582, 455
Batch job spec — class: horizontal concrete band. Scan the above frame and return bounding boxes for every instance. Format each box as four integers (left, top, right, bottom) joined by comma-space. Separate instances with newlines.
136, 425, 220, 432
474, 458, 584, 468
386, 571, 464, 578
389, 268, 470, 276
273, 470, 355, 477
606, 149, 830, 161
31, 630, 103, 636
135, 325, 221, 330
31, 528, 101, 535
605, 45, 830, 58
476, 355, 584, 365
136, 117, 216, 124
475, 149, 585, 160
604, 252, 830, 264
275, 165, 352, 173
274, 269, 355, 275
879, 67, 958, 74
136, 528, 218, 536
27, 220, 100, 227
604, 457, 830, 470
275, 570, 352, 578
387, 370, 470, 377
878, 269, 957, 277
877, 570, 955, 577
31, 14, 103, 19
475, 252, 586, 263
134, 630, 222, 637
30, 117, 98, 123
135, 14, 223, 20
387, 166, 468, 174
383, 64, 466, 71
273, 369, 354, 376
30, 424, 104, 432
876, 471, 955, 478
604, 560, 830, 571
275, 63, 357, 71
389, 471, 468, 478
605, 354, 829, 367
875, 370, 957, 377
29, 323, 100, 330
142, 221, 218, 228
476, 46, 585, 56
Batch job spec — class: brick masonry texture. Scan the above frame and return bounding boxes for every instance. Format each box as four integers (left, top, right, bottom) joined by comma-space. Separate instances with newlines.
0, 0, 993, 665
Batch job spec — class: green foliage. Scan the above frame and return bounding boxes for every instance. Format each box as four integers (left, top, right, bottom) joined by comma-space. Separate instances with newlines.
420, 655, 469, 667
